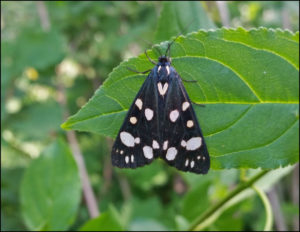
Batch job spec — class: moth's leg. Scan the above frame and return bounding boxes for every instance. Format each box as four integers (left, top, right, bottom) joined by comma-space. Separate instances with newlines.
192, 101, 205, 107
181, 79, 203, 105
182, 78, 197, 83
126, 66, 152, 74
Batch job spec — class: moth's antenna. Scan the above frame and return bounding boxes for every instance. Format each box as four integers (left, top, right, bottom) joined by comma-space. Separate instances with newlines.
165, 18, 196, 57
165, 33, 182, 57
142, 39, 162, 56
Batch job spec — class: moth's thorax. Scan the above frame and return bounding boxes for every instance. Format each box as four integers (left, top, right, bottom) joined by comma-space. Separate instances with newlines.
157, 56, 172, 80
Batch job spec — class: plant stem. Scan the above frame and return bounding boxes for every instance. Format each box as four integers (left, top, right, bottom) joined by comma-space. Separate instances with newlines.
252, 185, 273, 231
57, 83, 100, 218
36, 1, 99, 218
36, 1, 50, 31
189, 169, 270, 231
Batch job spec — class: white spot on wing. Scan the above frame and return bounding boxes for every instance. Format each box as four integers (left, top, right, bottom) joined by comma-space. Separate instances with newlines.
166, 66, 170, 75
120, 131, 135, 147
181, 140, 186, 147
185, 159, 189, 167
163, 140, 168, 150
134, 137, 140, 144
158, 65, 161, 72
182, 102, 190, 111
143, 146, 153, 159
131, 155, 134, 163
186, 137, 202, 151
187, 120, 194, 128
190, 160, 195, 168
169, 110, 179, 122
130, 116, 137, 124
135, 98, 143, 110
120, 150, 124, 154
197, 156, 201, 160
125, 156, 129, 164
166, 147, 177, 160
152, 140, 160, 149
157, 82, 168, 96
145, 108, 154, 121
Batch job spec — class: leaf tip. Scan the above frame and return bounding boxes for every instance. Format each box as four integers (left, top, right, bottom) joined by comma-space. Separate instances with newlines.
60, 121, 71, 130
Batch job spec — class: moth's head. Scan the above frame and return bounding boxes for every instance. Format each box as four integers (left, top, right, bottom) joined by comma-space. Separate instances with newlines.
158, 55, 171, 65
157, 56, 171, 77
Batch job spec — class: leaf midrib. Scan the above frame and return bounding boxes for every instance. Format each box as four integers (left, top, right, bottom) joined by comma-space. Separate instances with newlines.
64, 102, 298, 128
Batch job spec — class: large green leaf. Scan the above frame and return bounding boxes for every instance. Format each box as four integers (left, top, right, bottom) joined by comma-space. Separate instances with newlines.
20, 139, 81, 231
62, 27, 299, 170
15, 28, 66, 70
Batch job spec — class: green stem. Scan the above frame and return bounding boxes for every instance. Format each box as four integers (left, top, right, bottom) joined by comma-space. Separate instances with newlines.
252, 185, 273, 231
189, 169, 270, 231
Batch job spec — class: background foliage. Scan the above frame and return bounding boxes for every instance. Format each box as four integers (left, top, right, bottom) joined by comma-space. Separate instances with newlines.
1, 1, 299, 231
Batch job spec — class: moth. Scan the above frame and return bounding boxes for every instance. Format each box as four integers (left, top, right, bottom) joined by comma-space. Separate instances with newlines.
111, 41, 210, 174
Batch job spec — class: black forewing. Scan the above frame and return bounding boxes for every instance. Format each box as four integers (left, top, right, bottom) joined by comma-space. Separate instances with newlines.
160, 69, 210, 174
111, 70, 161, 168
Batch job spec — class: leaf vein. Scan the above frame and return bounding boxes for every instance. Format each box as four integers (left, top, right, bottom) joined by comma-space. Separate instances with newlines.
214, 119, 298, 158
205, 105, 253, 137
174, 56, 262, 102
211, 37, 299, 70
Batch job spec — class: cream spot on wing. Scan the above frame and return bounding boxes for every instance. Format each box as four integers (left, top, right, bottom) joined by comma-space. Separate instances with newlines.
120, 150, 124, 154
186, 137, 202, 151
145, 108, 154, 121
187, 120, 194, 128
130, 116, 137, 124
135, 98, 143, 110
152, 140, 160, 149
166, 147, 177, 161
157, 82, 168, 96
182, 102, 190, 111
163, 140, 168, 150
120, 131, 135, 147
143, 146, 153, 159
197, 156, 201, 160
169, 109, 179, 122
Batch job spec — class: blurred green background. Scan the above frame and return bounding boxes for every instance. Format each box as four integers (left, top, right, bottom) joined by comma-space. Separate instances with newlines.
1, 1, 299, 231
